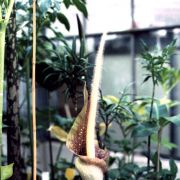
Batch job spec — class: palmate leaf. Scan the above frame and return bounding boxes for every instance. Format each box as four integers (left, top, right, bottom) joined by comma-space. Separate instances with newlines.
1, 163, 14, 180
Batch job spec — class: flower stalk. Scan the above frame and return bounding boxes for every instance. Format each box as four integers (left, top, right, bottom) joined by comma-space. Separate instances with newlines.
0, 0, 15, 176
0, 27, 6, 173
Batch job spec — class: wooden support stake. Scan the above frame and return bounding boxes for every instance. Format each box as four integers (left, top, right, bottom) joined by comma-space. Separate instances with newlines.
32, 0, 37, 179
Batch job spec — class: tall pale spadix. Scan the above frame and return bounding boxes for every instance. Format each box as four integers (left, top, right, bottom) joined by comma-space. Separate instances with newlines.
86, 32, 107, 158
66, 32, 108, 180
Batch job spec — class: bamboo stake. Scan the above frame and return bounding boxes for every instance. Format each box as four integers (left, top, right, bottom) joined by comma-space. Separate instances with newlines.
32, 0, 37, 179
86, 32, 107, 158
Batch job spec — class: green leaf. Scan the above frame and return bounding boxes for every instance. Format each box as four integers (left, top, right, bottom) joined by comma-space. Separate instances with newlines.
165, 115, 180, 126
161, 140, 177, 150
169, 159, 177, 177
72, 37, 76, 53
77, 15, 84, 41
157, 104, 169, 118
151, 152, 162, 170
143, 75, 151, 83
104, 95, 119, 104
49, 125, 68, 142
57, 13, 70, 31
49, 13, 56, 22
131, 122, 159, 137
151, 135, 177, 150
63, 0, 71, 8
108, 157, 116, 167
1, 163, 14, 180
108, 169, 120, 179
160, 68, 180, 93
141, 40, 149, 51
72, 0, 88, 18
146, 103, 169, 120
159, 117, 169, 127
79, 39, 85, 58
4, 0, 9, 8
38, 0, 52, 16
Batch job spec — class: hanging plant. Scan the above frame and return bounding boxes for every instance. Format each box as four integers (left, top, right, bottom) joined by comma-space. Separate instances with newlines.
36, 16, 92, 107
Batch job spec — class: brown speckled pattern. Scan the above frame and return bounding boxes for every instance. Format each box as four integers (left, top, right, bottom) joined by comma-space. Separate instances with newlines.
66, 87, 109, 173
71, 101, 90, 155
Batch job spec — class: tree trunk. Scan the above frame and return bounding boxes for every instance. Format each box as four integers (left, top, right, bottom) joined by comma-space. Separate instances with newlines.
6, 5, 21, 179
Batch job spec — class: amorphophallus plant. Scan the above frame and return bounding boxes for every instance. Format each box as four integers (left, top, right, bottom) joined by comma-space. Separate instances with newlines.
66, 33, 109, 180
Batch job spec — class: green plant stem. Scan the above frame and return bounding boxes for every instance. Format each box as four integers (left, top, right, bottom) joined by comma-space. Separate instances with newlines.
6, 5, 21, 178
0, 1, 15, 177
131, 137, 136, 163
0, 28, 6, 177
118, 122, 128, 161
104, 118, 109, 145
149, 79, 155, 121
48, 92, 54, 180
156, 128, 162, 178
56, 143, 63, 161
25, 60, 33, 174
0, 7, 2, 20
118, 122, 126, 138
147, 75, 156, 171
5, 0, 15, 23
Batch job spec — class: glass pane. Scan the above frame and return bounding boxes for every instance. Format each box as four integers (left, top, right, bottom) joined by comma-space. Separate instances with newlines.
100, 35, 132, 96
135, 0, 180, 28
86, 0, 131, 34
